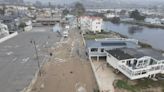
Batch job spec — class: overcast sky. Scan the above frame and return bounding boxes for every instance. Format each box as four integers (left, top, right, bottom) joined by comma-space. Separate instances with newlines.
24, 0, 164, 5
24, 0, 78, 4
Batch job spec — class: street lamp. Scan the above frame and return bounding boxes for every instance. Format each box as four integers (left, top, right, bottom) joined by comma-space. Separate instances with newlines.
30, 40, 41, 76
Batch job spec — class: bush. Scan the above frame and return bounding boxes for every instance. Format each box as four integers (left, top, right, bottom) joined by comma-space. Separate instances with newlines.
115, 80, 139, 92
111, 17, 120, 23
93, 88, 100, 92
19, 22, 26, 28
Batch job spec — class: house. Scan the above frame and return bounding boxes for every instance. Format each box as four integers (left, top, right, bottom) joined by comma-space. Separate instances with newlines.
86, 38, 139, 60
145, 18, 161, 24
105, 13, 119, 19
0, 15, 20, 32
53, 23, 61, 32
160, 18, 164, 24
106, 48, 164, 80
79, 16, 103, 33
21, 18, 32, 32
65, 14, 75, 24
121, 18, 134, 21
0, 22, 9, 37
90, 16, 103, 33
79, 16, 91, 30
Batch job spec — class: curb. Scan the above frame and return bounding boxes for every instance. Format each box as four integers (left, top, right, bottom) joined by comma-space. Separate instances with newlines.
0, 32, 18, 43
89, 59, 102, 91
21, 56, 49, 92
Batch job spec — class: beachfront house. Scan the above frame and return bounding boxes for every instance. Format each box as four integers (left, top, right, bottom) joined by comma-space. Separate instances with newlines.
106, 48, 164, 80
86, 38, 139, 60
145, 18, 161, 24
79, 16, 103, 33
105, 13, 119, 19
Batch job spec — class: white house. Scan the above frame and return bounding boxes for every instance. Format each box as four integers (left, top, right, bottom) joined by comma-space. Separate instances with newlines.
105, 13, 119, 19
160, 18, 164, 24
0, 23, 9, 36
145, 18, 161, 24
90, 17, 103, 33
22, 19, 32, 32
79, 16, 103, 33
106, 48, 164, 80
86, 38, 139, 60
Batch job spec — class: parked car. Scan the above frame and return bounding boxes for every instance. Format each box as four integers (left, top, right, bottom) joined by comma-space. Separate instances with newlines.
63, 30, 68, 38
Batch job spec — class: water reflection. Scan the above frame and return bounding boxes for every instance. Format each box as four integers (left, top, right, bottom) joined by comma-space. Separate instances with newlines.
128, 25, 143, 35
103, 21, 164, 50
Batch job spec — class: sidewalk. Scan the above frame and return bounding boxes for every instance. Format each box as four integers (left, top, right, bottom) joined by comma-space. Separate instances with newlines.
30, 28, 98, 92
91, 60, 122, 92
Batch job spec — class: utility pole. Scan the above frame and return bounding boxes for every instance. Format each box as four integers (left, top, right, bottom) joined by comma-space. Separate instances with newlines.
30, 40, 41, 76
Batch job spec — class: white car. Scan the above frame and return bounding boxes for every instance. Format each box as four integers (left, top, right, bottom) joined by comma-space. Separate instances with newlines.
63, 31, 68, 37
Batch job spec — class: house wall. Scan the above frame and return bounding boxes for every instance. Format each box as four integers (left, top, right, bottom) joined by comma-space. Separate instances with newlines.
106, 52, 164, 80
0, 23, 9, 36
145, 18, 161, 24
88, 45, 127, 58
88, 48, 107, 58
106, 53, 119, 69
79, 16, 103, 32
91, 19, 102, 33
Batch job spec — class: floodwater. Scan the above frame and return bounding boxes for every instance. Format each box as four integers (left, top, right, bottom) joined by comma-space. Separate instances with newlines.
103, 22, 164, 50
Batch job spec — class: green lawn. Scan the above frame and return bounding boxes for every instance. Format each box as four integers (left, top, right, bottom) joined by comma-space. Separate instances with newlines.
83, 31, 121, 40
115, 79, 164, 92
115, 80, 139, 92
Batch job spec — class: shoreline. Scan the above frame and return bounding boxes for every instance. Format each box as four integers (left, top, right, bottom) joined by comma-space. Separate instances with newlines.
121, 20, 164, 29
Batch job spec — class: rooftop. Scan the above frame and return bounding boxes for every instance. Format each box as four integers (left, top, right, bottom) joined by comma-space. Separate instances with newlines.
86, 38, 139, 49
107, 48, 164, 60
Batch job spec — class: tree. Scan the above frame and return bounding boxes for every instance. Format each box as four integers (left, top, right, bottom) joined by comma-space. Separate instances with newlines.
19, 22, 26, 30
62, 8, 69, 16
111, 17, 120, 24
34, 1, 43, 8
0, 4, 6, 15
72, 2, 85, 17
72, 2, 85, 28
130, 10, 145, 21
120, 10, 126, 15
107, 10, 112, 13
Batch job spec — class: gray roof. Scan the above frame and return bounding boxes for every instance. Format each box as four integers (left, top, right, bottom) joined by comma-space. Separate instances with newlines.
106, 49, 134, 60
86, 39, 139, 49
107, 48, 164, 60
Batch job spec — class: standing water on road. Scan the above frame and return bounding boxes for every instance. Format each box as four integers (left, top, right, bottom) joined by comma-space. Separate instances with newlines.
103, 22, 164, 51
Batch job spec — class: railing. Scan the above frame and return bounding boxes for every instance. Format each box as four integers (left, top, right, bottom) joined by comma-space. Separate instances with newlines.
95, 38, 138, 44
118, 64, 164, 80
89, 52, 106, 57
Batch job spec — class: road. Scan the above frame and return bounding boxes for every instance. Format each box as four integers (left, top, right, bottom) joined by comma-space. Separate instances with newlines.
30, 27, 98, 92
0, 27, 60, 92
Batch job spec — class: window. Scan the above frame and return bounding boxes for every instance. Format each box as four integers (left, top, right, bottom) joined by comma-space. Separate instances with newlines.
142, 71, 147, 74
96, 22, 100, 24
149, 59, 157, 65
91, 48, 98, 52
143, 60, 148, 66
137, 60, 143, 68
101, 49, 104, 52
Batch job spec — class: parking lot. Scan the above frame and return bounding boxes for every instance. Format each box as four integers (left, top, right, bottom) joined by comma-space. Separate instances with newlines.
0, 27, 60, 92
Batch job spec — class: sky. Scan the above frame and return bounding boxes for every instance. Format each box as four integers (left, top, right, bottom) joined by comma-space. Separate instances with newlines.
24, 0, 78, 4
24, 0, 164, 7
